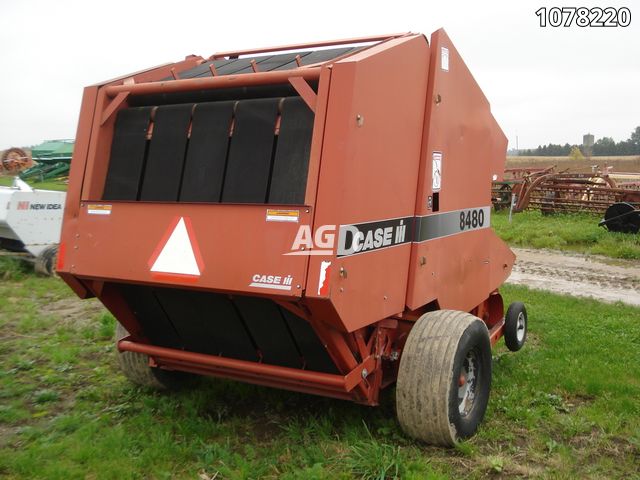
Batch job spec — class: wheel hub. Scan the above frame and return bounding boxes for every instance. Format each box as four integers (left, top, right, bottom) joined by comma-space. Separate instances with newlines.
516, 312, 526, 342
458, 350, 478, 416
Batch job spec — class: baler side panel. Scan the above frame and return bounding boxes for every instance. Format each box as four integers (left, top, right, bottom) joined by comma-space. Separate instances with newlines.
307, 36, 430, 332
57, 86, 100, 298
406, 29, 513, 312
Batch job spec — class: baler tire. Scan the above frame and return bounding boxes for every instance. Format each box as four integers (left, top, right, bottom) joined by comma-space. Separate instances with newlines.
114, 323, 194, 390
504, 302, 527, 352
396, 310, 492, 446
34, 245, 59, 276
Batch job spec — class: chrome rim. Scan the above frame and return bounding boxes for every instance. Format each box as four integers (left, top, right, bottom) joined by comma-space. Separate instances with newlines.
516, 311, 526, 343
457, 350, 478, 416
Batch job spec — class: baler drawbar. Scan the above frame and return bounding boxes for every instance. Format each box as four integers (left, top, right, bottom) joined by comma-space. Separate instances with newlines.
58, 31, 527, 445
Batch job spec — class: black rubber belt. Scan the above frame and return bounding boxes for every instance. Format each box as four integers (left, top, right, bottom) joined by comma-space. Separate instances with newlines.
139, 103, 193, 201
170, 46, 358, 79
232, 296, 302, 368
280, 307, 339, 373
103, 107, 152, 200
222, 98, 279, 203
268, 97, 314, 204
180, 101, 235, 202
153, 287, 258, 361
119, 284, 183, 349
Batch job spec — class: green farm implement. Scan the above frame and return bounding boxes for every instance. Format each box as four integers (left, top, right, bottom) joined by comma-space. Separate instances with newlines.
19, 139, 74, 182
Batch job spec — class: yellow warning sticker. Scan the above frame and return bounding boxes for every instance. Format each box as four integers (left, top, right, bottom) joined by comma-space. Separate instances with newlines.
266, 209, 299, 223
87, 204, 112, 215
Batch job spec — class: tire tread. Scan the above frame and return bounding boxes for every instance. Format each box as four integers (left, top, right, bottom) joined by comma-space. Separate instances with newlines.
396, 310, 488, 445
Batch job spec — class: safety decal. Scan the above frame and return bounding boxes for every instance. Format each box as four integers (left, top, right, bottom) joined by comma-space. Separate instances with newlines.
318, 261, 332, 295
87, 204, 112, 215
432, 152, 442, 192
266, 209, 300, 223
441, 47, 449, 71
148, 216, 203, 278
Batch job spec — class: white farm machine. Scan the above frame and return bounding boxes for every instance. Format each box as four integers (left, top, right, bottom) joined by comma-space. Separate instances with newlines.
0, 178, 65, 275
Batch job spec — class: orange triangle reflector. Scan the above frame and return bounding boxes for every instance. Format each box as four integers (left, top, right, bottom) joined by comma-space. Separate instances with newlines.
148, 217, 203, 279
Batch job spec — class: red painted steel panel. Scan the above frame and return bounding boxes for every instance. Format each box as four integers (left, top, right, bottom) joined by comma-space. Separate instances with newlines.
406, 30, 513, 311
64, 203, 311, 297
306, 36, 430, 331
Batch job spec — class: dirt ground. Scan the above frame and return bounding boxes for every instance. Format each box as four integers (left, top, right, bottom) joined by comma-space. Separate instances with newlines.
508, 247, 640, 306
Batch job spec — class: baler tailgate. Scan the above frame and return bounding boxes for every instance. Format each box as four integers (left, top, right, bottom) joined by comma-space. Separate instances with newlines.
81, 90, 319, 295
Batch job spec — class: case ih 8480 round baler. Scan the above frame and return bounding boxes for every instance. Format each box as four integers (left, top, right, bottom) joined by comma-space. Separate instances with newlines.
58, 30, 527, 445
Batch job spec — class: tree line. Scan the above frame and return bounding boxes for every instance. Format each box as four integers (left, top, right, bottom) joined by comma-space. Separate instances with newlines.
519, 126, 640, 156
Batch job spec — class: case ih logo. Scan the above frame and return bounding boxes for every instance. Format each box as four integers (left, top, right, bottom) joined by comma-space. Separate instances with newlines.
284, 217, 413, 257
249, 273, 293, 291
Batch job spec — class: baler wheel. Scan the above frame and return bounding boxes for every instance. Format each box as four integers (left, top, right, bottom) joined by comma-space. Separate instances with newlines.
504, 302, 528, 352
34, 245, 59, 276
115, 323, 195, 390
396, 310, 492, 446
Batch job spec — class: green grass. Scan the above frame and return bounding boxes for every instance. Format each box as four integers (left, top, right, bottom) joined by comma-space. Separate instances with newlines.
492, 209, 640, 259
0, 175, 67, 192
1, 260, 639, 478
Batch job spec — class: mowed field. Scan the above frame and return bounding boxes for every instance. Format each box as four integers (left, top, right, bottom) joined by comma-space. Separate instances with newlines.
506, 155, 640, 173
1, 256, 639, 478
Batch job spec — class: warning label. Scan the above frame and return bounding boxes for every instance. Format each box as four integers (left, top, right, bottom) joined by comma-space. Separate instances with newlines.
87, 204, 112, 215
432, 152, 442, 192
266, 209, 300, 223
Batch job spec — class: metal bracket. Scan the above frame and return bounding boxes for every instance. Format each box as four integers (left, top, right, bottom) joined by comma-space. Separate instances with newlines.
100, 91, 129, 126
289, 77, 317, 112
